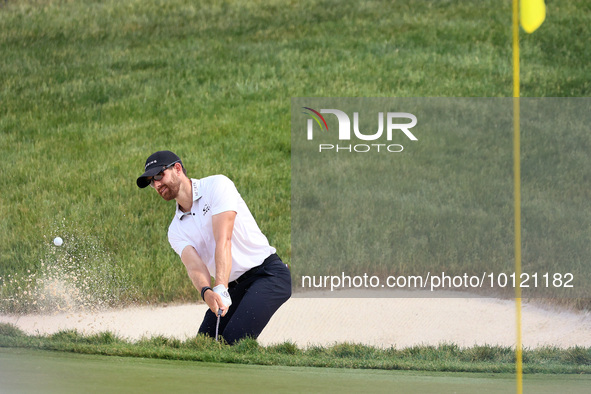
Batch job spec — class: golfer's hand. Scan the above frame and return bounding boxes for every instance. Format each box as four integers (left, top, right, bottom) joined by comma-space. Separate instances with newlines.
213, 284, 232, 309
204, 289, 229, 317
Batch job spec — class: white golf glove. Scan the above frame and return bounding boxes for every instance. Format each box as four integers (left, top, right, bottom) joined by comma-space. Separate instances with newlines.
213, 284, 232, 308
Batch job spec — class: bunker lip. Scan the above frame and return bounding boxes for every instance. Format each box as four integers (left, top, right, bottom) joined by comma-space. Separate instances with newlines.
1, 290, 590, 349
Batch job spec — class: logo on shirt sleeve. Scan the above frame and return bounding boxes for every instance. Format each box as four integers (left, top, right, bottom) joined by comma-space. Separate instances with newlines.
203, 203, 211, 216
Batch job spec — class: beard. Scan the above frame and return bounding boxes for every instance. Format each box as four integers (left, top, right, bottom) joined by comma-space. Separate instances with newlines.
157, 176, 181, 201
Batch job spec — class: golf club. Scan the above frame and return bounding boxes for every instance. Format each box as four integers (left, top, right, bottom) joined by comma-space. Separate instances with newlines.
215, 308, 222, 342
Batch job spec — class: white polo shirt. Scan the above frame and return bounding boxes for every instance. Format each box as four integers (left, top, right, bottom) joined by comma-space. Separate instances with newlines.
168, 175, 276, 282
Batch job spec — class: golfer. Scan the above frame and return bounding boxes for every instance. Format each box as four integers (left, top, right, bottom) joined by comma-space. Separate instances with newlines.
137, 150, 291, 344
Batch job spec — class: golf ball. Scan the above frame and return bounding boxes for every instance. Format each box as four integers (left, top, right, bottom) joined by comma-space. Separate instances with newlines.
53, 237, 63, 246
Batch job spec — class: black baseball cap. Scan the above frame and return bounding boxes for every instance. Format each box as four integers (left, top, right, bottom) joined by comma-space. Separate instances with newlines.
136, 150, 183, 188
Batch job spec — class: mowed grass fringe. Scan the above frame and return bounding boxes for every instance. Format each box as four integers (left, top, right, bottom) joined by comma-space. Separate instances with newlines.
1, 323, 590, 374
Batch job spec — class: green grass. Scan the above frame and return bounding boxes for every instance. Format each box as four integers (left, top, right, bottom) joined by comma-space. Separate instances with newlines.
1, 0, 590, 313
5, 349, 591, 394
1, 323, 590, 373
291, 98, 591, 304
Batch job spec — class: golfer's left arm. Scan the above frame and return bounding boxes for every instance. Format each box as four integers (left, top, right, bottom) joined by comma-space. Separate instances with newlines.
212, 210, 236, 288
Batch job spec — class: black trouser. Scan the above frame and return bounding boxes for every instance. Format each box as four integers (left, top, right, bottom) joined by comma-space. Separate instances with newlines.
198, 254, 291, 345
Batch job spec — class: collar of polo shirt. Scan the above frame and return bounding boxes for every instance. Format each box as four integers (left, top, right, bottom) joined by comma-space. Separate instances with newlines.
175, 179, 202, 220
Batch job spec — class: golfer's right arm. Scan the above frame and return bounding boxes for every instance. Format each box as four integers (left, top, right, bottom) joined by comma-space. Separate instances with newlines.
181, 246, 227, 315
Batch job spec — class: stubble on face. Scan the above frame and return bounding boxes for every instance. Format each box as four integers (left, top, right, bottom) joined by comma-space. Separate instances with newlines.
157, 170, 181, 201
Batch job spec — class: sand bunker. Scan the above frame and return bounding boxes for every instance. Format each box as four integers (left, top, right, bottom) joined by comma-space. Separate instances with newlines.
2, 290, 590, 349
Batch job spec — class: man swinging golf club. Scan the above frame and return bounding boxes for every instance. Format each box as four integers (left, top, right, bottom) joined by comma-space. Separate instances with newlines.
137, 150, 291, 345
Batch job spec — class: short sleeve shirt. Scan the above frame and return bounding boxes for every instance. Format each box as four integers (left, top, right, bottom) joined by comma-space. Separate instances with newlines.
167, 175, 276, 282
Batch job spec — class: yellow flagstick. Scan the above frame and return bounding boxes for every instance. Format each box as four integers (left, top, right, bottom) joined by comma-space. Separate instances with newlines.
514, 1, 545, 391
512, 1, 523, 393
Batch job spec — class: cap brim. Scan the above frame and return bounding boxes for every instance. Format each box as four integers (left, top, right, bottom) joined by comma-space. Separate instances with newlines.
136, 167, 163, 188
